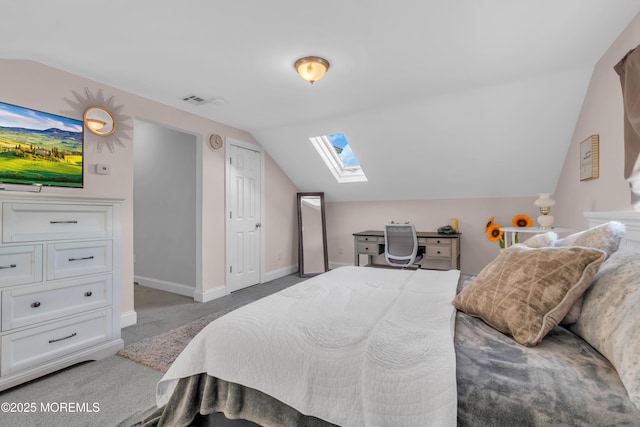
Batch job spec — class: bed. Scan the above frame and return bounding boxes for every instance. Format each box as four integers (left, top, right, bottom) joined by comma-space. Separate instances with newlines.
143, 213, 640, 427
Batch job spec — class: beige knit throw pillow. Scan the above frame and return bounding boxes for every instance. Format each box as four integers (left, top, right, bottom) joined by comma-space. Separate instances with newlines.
453, 245, 605, 346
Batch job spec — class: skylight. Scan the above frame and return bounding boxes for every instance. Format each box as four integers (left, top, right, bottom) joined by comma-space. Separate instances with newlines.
309, 133, 367, 183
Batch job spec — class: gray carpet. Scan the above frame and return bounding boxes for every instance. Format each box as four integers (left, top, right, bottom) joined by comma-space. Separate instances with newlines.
118, 303, 247, 372
0, 274, 304, 427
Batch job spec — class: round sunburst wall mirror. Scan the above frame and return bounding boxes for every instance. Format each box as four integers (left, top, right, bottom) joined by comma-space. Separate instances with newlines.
64, 88, 131, 153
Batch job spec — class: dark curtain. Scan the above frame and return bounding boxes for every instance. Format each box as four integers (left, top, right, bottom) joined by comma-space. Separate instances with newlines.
614, 44, 640, 208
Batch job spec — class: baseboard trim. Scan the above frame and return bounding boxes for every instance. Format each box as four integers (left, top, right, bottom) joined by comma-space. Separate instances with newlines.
121, 310, 137, 328
193, 286, 227, 303
264, 265, 298, 283
134, 275, 195, 297
134, 266, 300, 307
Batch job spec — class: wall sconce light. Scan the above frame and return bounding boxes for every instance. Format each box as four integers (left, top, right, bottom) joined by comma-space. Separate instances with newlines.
85, 118, 107, 131
533, 193, 556, 229
294, 56, 330, 84
83, 106, 116, 136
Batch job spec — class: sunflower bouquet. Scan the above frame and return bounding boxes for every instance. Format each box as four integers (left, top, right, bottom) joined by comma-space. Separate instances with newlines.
485, 214, 533, 249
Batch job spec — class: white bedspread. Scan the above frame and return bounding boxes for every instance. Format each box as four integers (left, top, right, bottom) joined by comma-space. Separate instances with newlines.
156, 266, 460, 427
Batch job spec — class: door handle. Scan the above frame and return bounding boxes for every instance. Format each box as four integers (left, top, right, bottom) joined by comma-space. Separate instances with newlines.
255, 222, 262, 229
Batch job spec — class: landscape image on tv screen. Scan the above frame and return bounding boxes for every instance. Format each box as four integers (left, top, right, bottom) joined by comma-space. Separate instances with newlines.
0, 101, 83, 188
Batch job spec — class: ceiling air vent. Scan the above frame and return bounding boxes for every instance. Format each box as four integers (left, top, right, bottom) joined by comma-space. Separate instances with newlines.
181, 94, 209, 106
180, 94, 226, 106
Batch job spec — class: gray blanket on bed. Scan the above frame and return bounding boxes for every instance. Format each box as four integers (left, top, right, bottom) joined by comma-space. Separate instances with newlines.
142, 275, 640, 427
455, 312, 639, 426
142, 375, 336, 427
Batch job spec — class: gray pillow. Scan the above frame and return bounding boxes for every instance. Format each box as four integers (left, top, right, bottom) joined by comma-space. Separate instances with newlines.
571, 247, 640, 411
555, 221, 625, 324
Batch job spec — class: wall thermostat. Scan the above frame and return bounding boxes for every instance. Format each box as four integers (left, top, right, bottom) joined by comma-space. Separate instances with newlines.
96, 164, 111, 175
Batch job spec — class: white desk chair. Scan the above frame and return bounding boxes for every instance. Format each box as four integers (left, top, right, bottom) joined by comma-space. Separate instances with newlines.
384, 223, 423, 268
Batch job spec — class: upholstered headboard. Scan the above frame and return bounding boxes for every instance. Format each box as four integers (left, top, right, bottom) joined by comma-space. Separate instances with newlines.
584, 211, 640, 250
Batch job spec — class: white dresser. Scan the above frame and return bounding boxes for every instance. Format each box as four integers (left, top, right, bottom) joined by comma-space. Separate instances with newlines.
0, 193, 123, 391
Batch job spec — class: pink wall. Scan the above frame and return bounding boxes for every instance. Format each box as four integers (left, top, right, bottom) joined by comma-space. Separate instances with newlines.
554, 13, 640, 228
326, 197, 543, 275
264, 153, 299, 274
0, 60, 299, 319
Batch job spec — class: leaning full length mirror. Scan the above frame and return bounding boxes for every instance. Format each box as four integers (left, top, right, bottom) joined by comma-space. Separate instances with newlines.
297, 192, 328, 277
84, 106, 116, 136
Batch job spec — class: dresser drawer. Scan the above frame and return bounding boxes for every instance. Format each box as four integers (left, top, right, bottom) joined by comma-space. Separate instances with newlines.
423, 238, 452, 247
356, 236, 384, 244
2, 203, 112, 243
425, 245, 452, 258
47, 241, 112, 280
1, 309, 112, 375
2, 275, 112, 331
0, 245, 43, 287
357, 243, 383, 255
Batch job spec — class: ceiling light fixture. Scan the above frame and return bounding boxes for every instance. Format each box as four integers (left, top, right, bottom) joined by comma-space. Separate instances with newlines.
294, 56, 330, 84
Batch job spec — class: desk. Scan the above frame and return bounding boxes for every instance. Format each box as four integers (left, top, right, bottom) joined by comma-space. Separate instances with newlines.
501, 226, 576, 248
353, 230, 460, 270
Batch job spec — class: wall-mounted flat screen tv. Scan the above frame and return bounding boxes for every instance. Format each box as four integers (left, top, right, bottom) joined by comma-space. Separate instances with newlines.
0, 101, 83, 188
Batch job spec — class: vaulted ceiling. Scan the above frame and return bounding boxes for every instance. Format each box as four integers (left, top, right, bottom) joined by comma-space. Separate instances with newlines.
2, 1, 640, 201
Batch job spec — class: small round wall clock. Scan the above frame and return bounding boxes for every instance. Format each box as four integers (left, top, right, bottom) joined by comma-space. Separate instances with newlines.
208, 133, 224, 151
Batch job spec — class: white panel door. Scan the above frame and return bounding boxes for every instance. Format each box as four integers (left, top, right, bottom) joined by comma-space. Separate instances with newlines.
228, 144, 262, 292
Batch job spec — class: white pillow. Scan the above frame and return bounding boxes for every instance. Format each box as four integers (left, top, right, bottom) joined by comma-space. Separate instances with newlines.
522, 231, 557, 248
554, 221, 625, 259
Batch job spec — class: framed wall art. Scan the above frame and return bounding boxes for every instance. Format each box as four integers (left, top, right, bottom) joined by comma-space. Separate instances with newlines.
580, 134, 599, 181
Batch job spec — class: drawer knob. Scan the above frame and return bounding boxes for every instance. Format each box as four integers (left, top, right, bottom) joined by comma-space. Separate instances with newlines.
437, 251, 441, 254
31, 302, 41, 308
84, 291, 93, 297
0, 264, 17, 270
50, 220, 78, 224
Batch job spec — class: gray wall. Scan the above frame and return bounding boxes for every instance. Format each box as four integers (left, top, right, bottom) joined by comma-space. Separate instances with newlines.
134, 121, 197, 292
